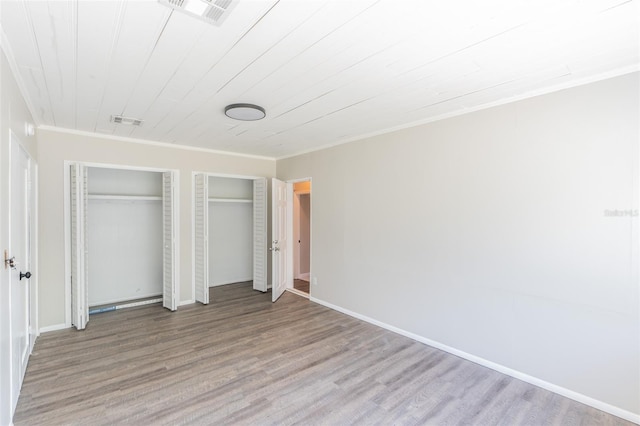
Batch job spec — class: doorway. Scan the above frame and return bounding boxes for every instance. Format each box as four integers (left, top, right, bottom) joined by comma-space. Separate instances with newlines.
292, 181, 311, 296
270, 177, 312, 302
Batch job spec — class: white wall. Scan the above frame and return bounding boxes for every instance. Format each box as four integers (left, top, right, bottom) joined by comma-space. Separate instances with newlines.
209, 202, 253, 286
88, 199, 163, 305
208, 176, 254, 286
37, 128, 275, 329
89, 167, 162, 196
0, 48, 38, 426
208, 176, 253, 199
276, 72, 640, 419
88, 168, 163, 305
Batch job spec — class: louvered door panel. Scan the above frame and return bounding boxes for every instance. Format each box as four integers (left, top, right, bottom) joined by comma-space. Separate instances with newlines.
253, 178, 267, 292
194, 173, 209, 304
70, 164, 88, 330
162, 171, 177, 311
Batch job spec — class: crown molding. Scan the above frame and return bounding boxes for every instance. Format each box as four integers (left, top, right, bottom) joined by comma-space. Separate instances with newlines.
38, 125, 276, 161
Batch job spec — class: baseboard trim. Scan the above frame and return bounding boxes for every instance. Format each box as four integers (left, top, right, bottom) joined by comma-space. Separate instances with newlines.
286, 288, 309, 299
309, 296, 640, 425
89, 298, 162, 314
39, 323, 68, 333
209, 278, 253, 287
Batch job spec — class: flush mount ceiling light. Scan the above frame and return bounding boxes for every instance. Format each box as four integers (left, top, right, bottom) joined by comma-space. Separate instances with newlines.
224, 104, 266, 121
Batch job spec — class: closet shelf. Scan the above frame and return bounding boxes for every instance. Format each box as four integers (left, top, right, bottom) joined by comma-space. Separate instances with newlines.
88, 194, 162, 201
208, 198, 253, 203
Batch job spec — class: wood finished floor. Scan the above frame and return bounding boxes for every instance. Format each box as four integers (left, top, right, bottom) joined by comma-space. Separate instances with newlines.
293, 279, 310, 294
15, 282, 632, 426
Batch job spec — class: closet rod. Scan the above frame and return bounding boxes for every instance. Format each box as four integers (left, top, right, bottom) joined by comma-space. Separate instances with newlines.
88, 195, 162, 201
208, 198, 252, 203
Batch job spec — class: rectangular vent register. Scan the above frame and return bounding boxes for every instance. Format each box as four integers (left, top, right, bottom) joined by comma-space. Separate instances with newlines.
158, 0, 235, 26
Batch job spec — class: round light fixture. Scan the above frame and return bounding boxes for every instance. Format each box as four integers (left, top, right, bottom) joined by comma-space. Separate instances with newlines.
224, 103, 266, 121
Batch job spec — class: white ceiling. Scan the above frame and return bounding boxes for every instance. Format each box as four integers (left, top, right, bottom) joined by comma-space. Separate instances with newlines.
1, 0, 638, 159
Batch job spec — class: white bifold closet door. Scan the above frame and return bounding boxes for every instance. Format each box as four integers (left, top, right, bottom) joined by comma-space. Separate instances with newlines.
162, 171, 177, 311
194, 173, 209, 304
70, 164, 89, 330
253, 178, 267, 292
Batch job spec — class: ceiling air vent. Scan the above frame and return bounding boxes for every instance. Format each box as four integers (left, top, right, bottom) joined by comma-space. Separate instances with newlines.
111, 115, 144, 126
158, 0, 236, 26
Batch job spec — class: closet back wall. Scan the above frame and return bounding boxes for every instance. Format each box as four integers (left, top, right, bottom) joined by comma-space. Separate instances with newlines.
209, 177, 253, 286
88, 168, 163, 306
37, 128, 275, 330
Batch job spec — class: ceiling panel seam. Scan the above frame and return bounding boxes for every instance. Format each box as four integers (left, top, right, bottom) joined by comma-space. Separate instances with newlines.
161, 0, 281, 114
273, 65, 640, 161
127, 29, 207, 129
0, 29, 41, 126
93, 0, 127, 132
398, 24, 526, 83
267, 23, 566, 129
271, 40, 404, 119
2, 0, 637, 158
237, 0, 383, 100
268, 65, 570, 139
150, 0, 282, 139
117, 10, 173, 117
599, 0, 634, 13
22, 0, 55, 126
215, 1, 328, 95
267, 96, 374, 140
412, 69, 572, 113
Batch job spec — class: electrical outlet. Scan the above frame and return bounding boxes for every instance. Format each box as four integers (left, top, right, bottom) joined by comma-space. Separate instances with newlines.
312, 276, 318, 286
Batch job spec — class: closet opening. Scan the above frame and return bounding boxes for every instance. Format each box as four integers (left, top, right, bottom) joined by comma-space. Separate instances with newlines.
87, 168, 164, 314
193, 173, 267, 305
291, 180, 311, 297
66, 163, 179, 330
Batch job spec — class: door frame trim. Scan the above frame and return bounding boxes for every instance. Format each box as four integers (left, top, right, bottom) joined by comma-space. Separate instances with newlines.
285, 177, 312, 295
30, 158, 38, 346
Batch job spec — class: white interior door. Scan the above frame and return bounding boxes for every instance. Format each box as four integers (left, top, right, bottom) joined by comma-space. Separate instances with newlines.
9, 137, 32, 414
162, 172, 177, 311
253, 178, 267, 292
271, 178, 292, 302
194, 173, 209, 304
70, 163, 89, 330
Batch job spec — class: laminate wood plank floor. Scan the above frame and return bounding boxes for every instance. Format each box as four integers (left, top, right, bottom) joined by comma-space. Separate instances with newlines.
293, 279, 309, 294
15, 282, 632, 425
